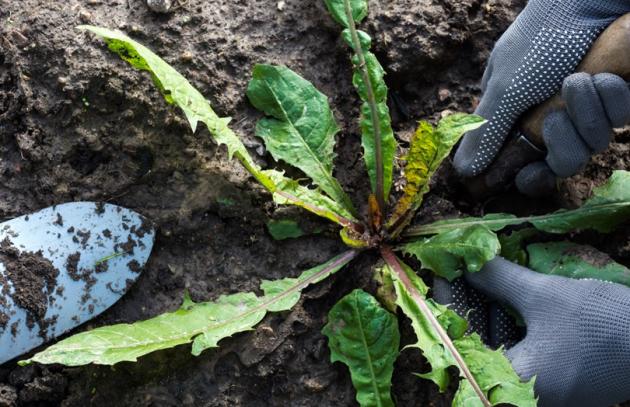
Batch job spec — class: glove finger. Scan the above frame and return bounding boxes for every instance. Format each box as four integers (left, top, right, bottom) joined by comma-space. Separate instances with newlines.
480, 51, 496, 93
515, 161, 557, 197
562, 72, 613, 152
454, 61, 515, 178
592, 73, 630, 128
505, 339, 536, 381
543, 110, 592, 178
465, 257, 547, 319
488, 304, 522, 349
432, 277, 489, 342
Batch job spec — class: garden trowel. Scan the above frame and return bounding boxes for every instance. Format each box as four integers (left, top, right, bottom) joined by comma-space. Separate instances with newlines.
0, 202, 155, 364
468, 13, 630, 198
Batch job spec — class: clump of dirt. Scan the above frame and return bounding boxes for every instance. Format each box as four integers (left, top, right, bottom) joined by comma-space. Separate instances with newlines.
564, 244, 615, 268
1, 0, 628, 406
0, 237, 59, 337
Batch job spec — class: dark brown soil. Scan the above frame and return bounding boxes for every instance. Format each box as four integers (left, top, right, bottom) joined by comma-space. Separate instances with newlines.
0, 0, 628, 406
0, 237, 59, 339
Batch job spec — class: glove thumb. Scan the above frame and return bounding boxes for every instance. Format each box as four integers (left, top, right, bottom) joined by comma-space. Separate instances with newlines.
464, 257, 547, 319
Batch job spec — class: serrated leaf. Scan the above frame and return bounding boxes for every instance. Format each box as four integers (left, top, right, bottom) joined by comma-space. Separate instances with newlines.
452, 335, 537, 407
323, 0, 368, 28
384, 260, 466, 392
527, 241, 630, 287
80, 26, 356, 228
80, 26, 360, 236
78, 26, 263, 179
406, 170, 630, 237
263, 169, 358, 226
388, 115, 485, 234
381, 254, 536, 407
21, 251, 357, 366
323, 289, 399, 407
247, 64, 356, 214
345, 31, 397, 202
401, 226, 501, 281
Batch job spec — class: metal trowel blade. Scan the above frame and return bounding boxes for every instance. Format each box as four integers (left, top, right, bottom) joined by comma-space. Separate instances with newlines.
0, 202, 155, 364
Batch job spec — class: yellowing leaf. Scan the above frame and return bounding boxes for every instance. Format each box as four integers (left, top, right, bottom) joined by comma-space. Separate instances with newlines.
388, 114, 485, 235
263, 170, 358, 226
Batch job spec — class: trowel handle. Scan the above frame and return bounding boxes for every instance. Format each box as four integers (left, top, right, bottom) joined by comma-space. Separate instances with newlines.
468, 13, 630, 199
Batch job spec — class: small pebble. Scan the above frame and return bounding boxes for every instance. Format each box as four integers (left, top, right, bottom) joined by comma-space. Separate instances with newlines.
277, 1, 285, 11
180, 51, 193, 62
9, 30, 28, 47
147, 0, 172, 13
438, 87, 451, 102
79, 10, 92, 22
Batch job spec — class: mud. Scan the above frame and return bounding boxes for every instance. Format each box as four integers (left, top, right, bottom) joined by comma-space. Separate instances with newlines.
0, 237, 59, 337
0, 0, 628, 406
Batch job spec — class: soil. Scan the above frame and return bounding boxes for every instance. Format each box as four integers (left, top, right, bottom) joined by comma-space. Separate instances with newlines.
0, 237, 59, 340
0, 0, 628, 406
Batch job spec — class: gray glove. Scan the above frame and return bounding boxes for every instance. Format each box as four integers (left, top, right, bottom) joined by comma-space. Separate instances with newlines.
453, 0, 630, 192
515, 72, 630, 196
463, 257, 630, 407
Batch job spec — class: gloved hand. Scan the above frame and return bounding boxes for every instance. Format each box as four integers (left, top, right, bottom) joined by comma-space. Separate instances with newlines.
515, 72, 630, 196
451, 257, 630, 407
453, 0, 630, 194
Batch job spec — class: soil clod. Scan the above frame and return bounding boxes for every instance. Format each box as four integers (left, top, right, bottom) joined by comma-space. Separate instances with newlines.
0, 238, 59, 338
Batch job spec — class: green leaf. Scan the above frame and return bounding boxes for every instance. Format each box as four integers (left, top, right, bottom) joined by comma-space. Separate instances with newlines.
499, 228, 538, 266
323, 0, 368, 28
406, 170, 630, 237
80, 27, 356, 228
527, 241, 630, 287
452, 334, 537, 407
78, 26, 266, 182
247, 64, 355, 215
21, 251, 357, 366
373, 264, 398, 313
266, 219, 305, 240
381, 255, 536, 407
401, 226, 501, 281
323, 289, 399, 407
331, 0, 396, 206
384, 260, 465, 392
388, 115, 485, 235
345, 32, 397, 202
360, 100, 397, 200
263, 169, 358, 226
532, 170, 630, 233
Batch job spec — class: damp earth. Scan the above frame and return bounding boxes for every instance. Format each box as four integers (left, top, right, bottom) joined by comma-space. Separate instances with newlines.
0, 0, 629, 406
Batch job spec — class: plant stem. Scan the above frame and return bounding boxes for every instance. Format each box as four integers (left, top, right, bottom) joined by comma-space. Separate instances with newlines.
342, 0, 385, 211
380, 247, 492, 407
